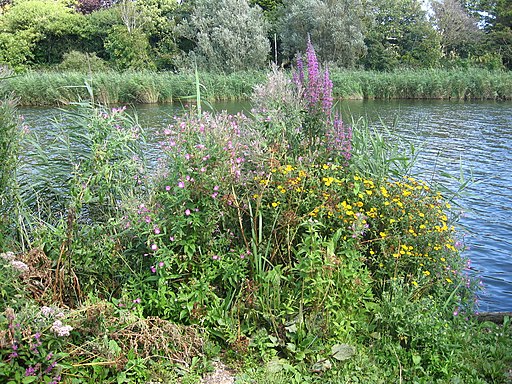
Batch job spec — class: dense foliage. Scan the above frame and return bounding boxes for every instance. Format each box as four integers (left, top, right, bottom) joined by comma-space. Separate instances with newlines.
1, 39, 511, 383
0, 0, 510, 72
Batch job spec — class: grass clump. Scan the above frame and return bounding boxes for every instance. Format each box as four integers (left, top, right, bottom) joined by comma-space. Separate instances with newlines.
0, 41, 511, 383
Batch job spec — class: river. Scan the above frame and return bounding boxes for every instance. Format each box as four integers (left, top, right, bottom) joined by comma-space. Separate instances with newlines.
18, 99, 512, 312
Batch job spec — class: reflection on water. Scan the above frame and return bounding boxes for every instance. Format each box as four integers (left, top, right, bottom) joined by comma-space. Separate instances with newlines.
19, 99, 512, 312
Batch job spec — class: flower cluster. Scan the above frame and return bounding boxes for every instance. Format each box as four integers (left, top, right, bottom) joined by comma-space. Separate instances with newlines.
1, 251, 29, 273
292, 37, 352, 161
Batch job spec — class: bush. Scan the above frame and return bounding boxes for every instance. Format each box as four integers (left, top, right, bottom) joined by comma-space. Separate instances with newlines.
57, 51, 109, 72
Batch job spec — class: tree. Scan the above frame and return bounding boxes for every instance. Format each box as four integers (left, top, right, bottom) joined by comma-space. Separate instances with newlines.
178, 0, 270, 72
361, 0, 442, 70
276, 0, 367, 68
432, 0, 483, 59
105, 25, 155, 70
475, 0, 512, 68
0, 0, 85, 68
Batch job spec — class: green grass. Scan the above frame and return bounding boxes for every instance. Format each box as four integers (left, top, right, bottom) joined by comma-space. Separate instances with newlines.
2, 68, 511, 106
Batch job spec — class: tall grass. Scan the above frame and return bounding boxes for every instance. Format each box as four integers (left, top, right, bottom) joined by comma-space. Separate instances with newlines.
1, 68, 511, 106
330, 68, 512, 100
0, 71, 266, 106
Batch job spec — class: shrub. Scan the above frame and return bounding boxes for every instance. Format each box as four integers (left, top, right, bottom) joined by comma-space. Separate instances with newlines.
57, 51, 109, 72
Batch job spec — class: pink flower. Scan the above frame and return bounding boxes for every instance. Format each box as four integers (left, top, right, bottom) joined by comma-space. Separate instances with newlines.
165, 185, 171, 191
185, 209, 191, 216
178, 181, 185, 188
185, 153, 191, 160
212, 255, 219, 260
158, 261, 164, 268
150, 265, 156, 273
169, 236, 174, 241
154, 227, 161, 234
151, 244, 158, 251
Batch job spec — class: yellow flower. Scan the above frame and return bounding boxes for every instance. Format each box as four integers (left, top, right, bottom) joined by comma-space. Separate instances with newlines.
423, 270, 431, 276
322, 164, 329, 170
379, 232, 387, 238
412, 281, 418, 287
271, 202, 280, 208
445, 278, 453, 283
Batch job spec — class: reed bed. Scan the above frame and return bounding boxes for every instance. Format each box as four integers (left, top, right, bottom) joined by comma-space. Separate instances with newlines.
2, 68, 511, 106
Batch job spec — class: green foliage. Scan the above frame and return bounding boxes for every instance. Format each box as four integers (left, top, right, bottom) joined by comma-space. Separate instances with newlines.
0, 30, 35, 72
105, 26, 155, 71
0, 303, 71, 383
362, 0, 442, 70
0, 0, 86, 68
0, 75, 24, 250
277, 0, 366, 68
57, 50, 109, 72
178, 0, 270, 72
432, 0, 484, 59
19, 102, 146, 301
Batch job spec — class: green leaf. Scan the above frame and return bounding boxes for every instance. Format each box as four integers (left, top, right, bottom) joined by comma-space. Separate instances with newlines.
22, 377, 38, 384
331, 343, 355, 361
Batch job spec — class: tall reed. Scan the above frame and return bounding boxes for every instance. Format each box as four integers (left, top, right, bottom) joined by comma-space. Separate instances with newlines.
1, 69, 510, 106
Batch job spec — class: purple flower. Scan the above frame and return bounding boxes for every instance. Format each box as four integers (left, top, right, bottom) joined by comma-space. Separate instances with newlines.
322, 66, 333, 115
25, 366, 36, 376
178, 181, 185, 188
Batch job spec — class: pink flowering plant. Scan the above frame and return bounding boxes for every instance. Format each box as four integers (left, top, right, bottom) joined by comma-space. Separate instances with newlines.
119, 110, 267, 321
0, 305, 71, 384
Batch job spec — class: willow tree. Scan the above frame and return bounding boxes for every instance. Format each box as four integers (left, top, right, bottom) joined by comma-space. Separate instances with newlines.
178, 0, 270, 72
276, 0, 367, 68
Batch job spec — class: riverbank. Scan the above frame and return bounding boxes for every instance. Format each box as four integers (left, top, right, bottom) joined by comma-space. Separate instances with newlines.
2, 53, 512, 382
2, 68, 511, 106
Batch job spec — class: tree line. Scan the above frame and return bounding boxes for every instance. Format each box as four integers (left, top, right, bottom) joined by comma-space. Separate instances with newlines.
0, 0, 510, 72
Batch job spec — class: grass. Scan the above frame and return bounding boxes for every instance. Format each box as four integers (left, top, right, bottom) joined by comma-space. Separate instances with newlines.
1, 68, 511, 106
